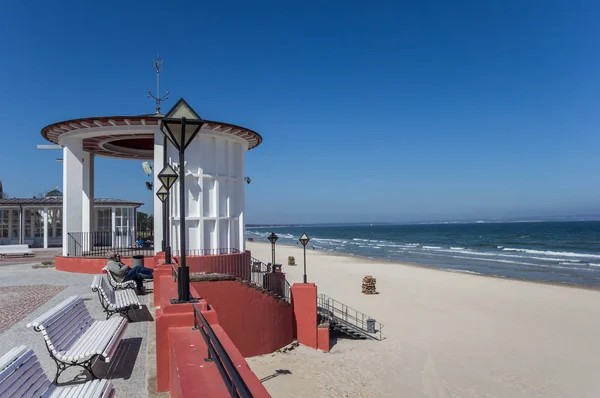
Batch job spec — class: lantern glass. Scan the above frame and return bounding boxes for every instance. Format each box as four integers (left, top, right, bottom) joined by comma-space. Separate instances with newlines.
156, 185, 169, 202
299, 233, 310, 247
158, 164, 178, 190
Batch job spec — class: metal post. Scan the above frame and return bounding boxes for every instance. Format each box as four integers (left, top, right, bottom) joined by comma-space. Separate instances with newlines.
178, 117, 190, 302
303, 245, 307, 283
271, 241, 275, 270
161, 200, 166, 252
165, 191, 171, 264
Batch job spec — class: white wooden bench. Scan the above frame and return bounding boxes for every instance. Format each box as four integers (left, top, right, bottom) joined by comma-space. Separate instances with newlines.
0, 345, 115, 397
0, 244, 33, 257
92, 276, 142, 321
26, 296, 128, 384
101, 266, 136, 290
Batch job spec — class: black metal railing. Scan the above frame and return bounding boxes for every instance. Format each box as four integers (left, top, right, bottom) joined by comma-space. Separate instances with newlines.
171, 248, 241, 257
170, 249, 291, 303
317, 293, 383, 340
192, 305, 253, 398
247, 254, 290, 303
67, 231, 154, 257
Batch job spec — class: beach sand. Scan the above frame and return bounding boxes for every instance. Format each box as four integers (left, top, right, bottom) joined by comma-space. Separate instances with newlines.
245, 241, 600, 398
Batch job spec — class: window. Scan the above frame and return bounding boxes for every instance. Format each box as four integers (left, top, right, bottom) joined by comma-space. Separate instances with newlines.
115, 207, 132, 237
34, 210, 43, 238
96, 209, 112, 232
11, 210, 19, 238
0, 210, 8, 238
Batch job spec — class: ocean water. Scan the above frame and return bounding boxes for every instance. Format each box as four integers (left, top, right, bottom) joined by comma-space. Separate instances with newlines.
246, 221, 600, 288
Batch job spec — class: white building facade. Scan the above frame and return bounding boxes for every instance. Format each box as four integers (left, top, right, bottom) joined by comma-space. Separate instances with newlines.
0, 198, 139, 249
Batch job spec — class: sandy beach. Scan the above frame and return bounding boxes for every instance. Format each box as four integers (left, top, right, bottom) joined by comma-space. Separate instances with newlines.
245, 241, 600, 398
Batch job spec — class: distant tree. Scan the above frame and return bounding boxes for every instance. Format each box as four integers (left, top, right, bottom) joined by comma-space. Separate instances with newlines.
136, 211, 153, 232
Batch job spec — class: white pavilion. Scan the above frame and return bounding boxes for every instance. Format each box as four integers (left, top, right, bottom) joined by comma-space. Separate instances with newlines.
39, 98, 261, 257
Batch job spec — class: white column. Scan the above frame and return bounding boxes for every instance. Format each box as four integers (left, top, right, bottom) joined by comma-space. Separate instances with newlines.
43, 207, 48, 249
153, 129, 164, 254
82, 153, 94, 233
238, 148, 246, 251
111, 207, 116, 247
61, 137, 85, 255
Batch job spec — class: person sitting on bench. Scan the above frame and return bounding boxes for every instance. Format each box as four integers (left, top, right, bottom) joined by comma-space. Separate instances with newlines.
105, 251, 153, 294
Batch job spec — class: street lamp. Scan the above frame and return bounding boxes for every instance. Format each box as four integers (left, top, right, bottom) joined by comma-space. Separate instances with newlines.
299, 233, 310, 283
158, 164, 178, 265
155, 184, 168, 253
267, 232, 279, 270
160, 98, 204, 304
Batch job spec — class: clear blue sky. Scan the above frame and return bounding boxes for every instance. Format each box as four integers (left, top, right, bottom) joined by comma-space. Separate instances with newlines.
1, 1, 599, 224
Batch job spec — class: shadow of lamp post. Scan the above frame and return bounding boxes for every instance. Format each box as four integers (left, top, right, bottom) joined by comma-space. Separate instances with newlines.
299, 233, 310, 283
160, 99, 204, 304
268, 232, 279, 270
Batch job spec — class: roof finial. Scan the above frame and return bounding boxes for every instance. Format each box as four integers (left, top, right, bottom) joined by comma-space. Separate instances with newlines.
147, 56, 169, 115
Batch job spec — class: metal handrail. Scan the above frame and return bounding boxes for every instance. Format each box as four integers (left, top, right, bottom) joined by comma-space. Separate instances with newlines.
171, 249, 291, 303
192, 305, 253, 398
66, 230, 154, 257
317, 293, 384, 340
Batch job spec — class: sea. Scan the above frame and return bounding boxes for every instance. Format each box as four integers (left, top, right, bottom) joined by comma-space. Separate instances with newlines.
246, 221, 600, 288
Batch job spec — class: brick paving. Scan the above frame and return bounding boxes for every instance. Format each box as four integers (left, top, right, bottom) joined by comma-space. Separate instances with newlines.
0, 284, 66, 334
0, 261, 152, 397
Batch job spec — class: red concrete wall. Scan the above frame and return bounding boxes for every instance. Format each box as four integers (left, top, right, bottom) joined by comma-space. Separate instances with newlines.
291, 283, 318, 349
191, 281, 294, 357
54, 255, 155, 274
155, 273, 270, 397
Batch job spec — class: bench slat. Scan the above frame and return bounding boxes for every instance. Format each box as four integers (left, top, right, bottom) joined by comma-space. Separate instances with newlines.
27, 296, 80, 329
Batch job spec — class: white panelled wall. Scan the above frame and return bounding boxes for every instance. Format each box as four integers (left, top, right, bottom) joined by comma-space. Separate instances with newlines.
155, 128, 247, 254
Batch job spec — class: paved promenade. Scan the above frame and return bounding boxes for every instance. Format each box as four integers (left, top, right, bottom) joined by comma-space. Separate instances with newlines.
0, 256, 155, 397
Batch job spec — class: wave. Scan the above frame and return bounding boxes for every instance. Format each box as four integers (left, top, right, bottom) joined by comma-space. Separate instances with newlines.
502, 247, 600, 259
450, 247, 466, 250
422, 246, 442, 250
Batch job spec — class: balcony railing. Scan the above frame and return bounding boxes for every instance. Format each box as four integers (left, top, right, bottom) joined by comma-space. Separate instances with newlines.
67, 230, 154, 257
192, 305, 253, 397
170, 249, 291, 303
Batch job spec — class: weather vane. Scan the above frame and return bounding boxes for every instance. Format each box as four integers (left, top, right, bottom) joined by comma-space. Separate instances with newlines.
147, 56, 169, 114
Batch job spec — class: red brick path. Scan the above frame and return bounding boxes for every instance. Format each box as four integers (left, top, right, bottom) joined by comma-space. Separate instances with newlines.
0, 285, 66, 334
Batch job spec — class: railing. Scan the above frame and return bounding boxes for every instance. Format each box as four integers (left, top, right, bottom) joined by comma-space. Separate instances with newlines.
171, 248, 240, 257
67, 231, 154, 257
192, 305, 253, 398
247, 254, 290, 303
170, 249, 291, 303
317, 293, 383, 340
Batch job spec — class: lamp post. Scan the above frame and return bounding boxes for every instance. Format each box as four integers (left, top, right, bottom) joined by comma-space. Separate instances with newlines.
157, 164, 177, 264
267, 232, 278, 269
156, 185, 168, 253
299, 233, 310, 283
160, 99, 204, 303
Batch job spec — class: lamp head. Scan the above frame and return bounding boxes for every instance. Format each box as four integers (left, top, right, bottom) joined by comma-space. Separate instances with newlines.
267, 232, 279, 244
158, 164, 178, 190
299, 233, 310, 247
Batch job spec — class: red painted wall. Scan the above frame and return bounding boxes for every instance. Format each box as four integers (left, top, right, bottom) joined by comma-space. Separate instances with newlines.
291, 283, 318, 349
191, 281, 294, 357
55, 255, 155, 274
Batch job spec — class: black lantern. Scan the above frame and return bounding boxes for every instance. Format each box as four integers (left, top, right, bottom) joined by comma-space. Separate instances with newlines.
299, 233, 310, 283
268, 232, 279, 270
156, 185, 168, 202
160, 98, 205, 304
157, 164, 178, 190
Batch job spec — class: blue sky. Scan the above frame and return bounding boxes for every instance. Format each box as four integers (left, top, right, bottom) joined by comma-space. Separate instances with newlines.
1, 1, 599, 224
